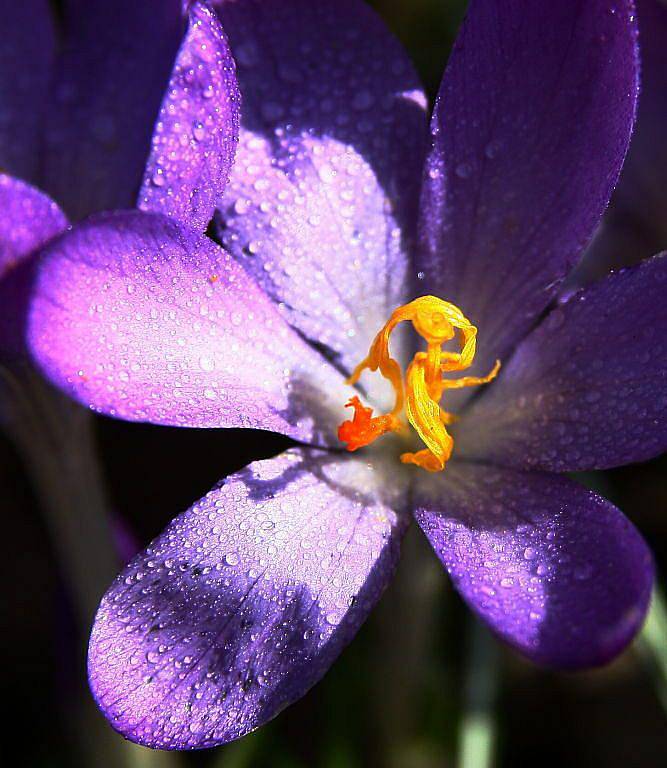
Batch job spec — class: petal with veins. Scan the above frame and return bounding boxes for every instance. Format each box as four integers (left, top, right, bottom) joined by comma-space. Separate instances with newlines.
418, 0, 639, 401
88, 448, 408, 748
458, 254, 667, 471
27, 211, 352, 444
415, 461, 653, 669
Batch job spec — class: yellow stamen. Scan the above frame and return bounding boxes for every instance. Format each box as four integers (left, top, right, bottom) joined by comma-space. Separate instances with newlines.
337, 296, 500, 471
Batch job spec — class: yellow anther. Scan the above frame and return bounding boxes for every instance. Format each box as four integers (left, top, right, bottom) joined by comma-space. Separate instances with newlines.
337, 296, 500, 471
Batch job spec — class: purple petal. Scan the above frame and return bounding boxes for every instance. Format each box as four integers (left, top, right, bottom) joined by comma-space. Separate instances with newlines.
415, 462, 653, 669
212, 0, 427, 376
138, 2, 240, 232
458, 254, 667, 471
566, 0, 667, 288
0, 175, 68, 356
0, 0, 55, 182
417, 0, 639, 396
42, 1, 183, 220
27, 210, 352, 444
88, 448, 407, 748
0, 175, 67, 277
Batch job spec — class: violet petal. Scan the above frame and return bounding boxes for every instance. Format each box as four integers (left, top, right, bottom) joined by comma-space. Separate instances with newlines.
567, 0, 667, 287
418, 0, 639, 398
138, 1, 240, 232
27, 210, 352, 444
0, 175, 68, 356
0, 174, 68, 277
0, 0, 55, 182
415, 461, 653, 669
42, 0, 183, 220
89, 448, 407, 748
458, 254, 667, 471
213, 0, 427, 377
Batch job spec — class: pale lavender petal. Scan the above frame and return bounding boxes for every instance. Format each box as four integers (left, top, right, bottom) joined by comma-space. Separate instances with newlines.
0, 0, 55, 181
566, 0, 667, 288
138, 1, 240, 232
418, 0, 639, 396
27, 211, 353, 444
0, 175, 68, 355
42, 1, 183, 220
458, 255, 667, 471
0, 175, 67, 278
415, 462, 653, 669
88, 448, 408, 748
213, 0, 427, 377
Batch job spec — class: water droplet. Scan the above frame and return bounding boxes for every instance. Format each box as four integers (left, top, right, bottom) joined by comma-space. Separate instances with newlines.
318, 165, 336, 184
151, 167, 166, 187
574, 563, 593, 581
351, 90, 374, 111
484, 140, 501, 159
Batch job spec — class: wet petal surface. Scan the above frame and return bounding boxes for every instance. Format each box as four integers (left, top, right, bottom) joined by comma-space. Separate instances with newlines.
27, 211, 351, 443
418, 0, 639, 396
139, 2, 240, 232
0, 175, 67, 277
212, 0, 427, 378
567, 0, 667, 287
0, 176, 68, 355
415, 462, 653, 669
458, 255, 667, 471
89, 448, 407, 748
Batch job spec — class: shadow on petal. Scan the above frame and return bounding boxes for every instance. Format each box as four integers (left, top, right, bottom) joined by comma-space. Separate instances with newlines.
88, 447, 408, 749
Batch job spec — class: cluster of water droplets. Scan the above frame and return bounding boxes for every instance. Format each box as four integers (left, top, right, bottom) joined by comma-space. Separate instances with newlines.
88, 449, 405, 748
213, 1, 427, 392
0, 176, 66, 279
415, 0, 643, 419
416, 462, 651, 666
458, 259, 666, 472
29, 212, 352, 442
138, 2, 240, 231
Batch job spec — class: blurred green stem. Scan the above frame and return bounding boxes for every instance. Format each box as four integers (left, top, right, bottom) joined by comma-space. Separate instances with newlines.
371, 525, 445, 767
1, 363, 118, 624
457, 618, 499, 768
638, 584, 667, 714
1, 362, 180, 768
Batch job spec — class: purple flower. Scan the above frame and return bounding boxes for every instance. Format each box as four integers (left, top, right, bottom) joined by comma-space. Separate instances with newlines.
0, 0, 239, 353
17, 0, 666, 751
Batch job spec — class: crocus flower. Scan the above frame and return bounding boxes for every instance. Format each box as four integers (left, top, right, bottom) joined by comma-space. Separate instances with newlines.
22, 0, 665, 751
0, 0, 239, 346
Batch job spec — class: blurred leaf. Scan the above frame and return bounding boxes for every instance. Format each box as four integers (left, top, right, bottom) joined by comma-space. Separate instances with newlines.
457, 619, 499, 768
638, 584, 667, 715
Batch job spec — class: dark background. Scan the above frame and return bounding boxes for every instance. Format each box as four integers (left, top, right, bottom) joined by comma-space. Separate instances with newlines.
2, 1, 665, 766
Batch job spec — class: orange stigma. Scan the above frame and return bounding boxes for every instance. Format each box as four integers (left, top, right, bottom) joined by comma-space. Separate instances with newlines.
337, 296, 500, 472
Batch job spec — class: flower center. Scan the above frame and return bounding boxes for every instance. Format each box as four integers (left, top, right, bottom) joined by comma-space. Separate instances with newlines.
337, 296, 500, 472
